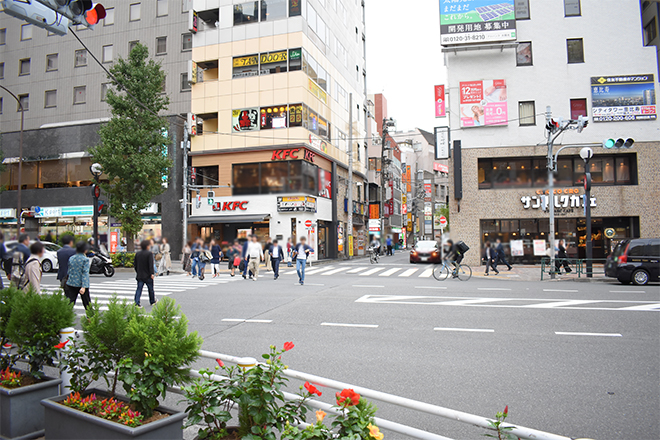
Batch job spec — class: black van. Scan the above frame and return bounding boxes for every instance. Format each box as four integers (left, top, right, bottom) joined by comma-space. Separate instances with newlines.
605, 239, 660, 285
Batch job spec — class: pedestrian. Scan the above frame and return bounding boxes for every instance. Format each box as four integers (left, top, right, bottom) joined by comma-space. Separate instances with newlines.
21, 242, 44, 292
65, 241, 91, 310
241, 237, 250, 279
151, 239, 161, 274
57, 235, 76, 288
227, 240, 241, 277
158, 237, 172, 276
15, 233, 31, 261
210, 239, 223, 277
264, 237, 273, 272
386, 236, 393, 256
182, 241, 192, 275
134, 240, 157, 308
0, 232, 7, 289
293, 236, 312, 285
269, 239, 284, 280
199, 241, 212, 280
494, 238, 512, 271
11, 234, 31, 288
483, 241, 499, 276
45, 230, 54, 243
286, 237, 294, 267
190, 238, 202, 279
246, 234, 263, 281
555, 239, 572, 274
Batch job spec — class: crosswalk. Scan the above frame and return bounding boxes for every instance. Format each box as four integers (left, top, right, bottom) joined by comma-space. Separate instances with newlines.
281, 265, 436, 278
41, 274, 239, 311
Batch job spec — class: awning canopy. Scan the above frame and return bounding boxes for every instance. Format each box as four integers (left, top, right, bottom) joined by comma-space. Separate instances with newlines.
188, 215, 270, 225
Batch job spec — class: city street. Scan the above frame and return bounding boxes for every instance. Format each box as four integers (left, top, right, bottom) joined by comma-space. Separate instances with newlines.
43, 252, 660, 440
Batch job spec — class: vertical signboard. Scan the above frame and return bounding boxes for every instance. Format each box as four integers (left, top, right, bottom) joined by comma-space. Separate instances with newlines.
440, 0, 516, 46
459, 79, 508, 127
434, 85, 446, 117
434, 126, 450, 159
591, 74, 657, 122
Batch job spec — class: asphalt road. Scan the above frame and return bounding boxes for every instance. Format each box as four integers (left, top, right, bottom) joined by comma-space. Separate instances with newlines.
45, 253, 660, 440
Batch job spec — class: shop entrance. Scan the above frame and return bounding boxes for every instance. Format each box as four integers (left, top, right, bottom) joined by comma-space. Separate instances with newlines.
318, 221, 329, 259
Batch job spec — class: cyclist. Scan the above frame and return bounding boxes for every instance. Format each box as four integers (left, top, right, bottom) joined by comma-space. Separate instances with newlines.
370, 237, 381, 256
444, 240, 465, 278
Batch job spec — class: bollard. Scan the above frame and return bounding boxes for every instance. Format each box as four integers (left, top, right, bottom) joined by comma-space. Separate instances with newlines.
58, 327, 76, 395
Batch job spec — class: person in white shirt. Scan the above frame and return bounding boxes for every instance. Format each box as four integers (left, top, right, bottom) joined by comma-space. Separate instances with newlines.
246, 235, 264, 280
293, 237, 313, 285
269, 239, 284, 280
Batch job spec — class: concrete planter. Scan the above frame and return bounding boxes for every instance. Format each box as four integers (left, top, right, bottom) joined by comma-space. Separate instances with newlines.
41, 389, 185, 440
0, 374, 62, 440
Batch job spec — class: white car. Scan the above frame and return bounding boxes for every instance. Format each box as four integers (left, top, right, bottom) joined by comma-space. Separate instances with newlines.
4, 240, 60, 272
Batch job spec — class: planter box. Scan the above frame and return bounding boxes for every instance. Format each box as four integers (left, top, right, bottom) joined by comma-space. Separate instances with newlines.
41, 389, 185, 440
0, 374, 62, 440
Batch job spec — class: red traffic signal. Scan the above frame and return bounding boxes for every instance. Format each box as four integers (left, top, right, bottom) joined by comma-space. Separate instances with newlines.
85, 3, 106, 25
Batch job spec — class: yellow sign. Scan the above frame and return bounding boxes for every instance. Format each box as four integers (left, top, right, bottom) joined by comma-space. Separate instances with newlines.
260, 50, 288, 64
233, 55, 258, 68
308, 79, 328, 104
348, 236, 354, 257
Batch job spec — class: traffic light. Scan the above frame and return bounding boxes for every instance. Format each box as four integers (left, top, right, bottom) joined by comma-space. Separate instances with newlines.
602, 138, 634, 149
576, 115, 588, 133
0, 0, 70, 35
35, 0, 105, 27
545, 118, 560, 134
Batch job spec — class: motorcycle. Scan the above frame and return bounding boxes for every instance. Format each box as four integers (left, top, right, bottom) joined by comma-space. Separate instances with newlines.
88, 249, 115, 277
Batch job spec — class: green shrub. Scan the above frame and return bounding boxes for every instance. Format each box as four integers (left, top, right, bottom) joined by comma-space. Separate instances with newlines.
0, 287, 20, 370
110, 253, 135, 268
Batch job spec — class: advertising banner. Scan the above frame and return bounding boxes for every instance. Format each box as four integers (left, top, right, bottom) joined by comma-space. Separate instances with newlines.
591, 74, 657, 122
232, 108, 259, 132
510, 239, 524, 257
318, 169, 332, 198
440, 0, 516, 46
433, 162, 449, 173
110, 231, 119, 253
434, 85, 446, 117
459, 79, 508, 127
277, 196, 306, 212
533, 240, 546, 256
434, 126, 450, 159
368, 219, 381, 232
308, 79, 328, 104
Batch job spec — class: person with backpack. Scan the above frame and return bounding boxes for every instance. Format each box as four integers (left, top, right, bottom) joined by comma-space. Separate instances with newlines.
20, 242, 45, 292
134, 240, 157, 308
57, 235, 76, 289
11, 234, 31, 288
269, 239, 284, 280
65, 241, 91, 310
227, 240, 241, 277
292, 237, 313, 285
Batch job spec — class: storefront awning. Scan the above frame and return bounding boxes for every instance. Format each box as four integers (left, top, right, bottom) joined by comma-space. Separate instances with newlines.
188, 215, 270, 225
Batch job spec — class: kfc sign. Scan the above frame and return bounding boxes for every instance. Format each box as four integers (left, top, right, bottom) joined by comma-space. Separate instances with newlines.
271, 148, 315, 163
212, 201, 249, 212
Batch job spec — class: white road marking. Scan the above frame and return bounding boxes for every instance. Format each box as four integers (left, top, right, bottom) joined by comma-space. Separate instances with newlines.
414, 286, 447, 290
434, 327, 494, 333
304, 283, 325, 286
524, 300, 600, 309
543, 289, 579, 293
610, 290, 646, 293
477, 288, 512, 291
418, 268, 433, 278
346, 267, 368, 274
360, 267, 385, 276
379, 268, 401, 277
283, 270, 298, 275
222, 319, 273, 323
321, 322, 379, 329
353, 284, 385, 288
305, 266, 335, 275
555, 332, 622, 337
619, 303, 660, 311
321, 267, 350, 275
398, 268, 418, 277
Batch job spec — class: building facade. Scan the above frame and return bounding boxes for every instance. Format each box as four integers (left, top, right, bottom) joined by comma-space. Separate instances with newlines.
0, 0, 194, 254
187, 0, 368, 259
443, 0, 660, 266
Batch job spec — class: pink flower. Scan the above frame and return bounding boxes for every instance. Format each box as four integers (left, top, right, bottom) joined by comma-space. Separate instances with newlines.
283, 341, 295, 352
304, 381, 322, 396
216, 358, 225, 368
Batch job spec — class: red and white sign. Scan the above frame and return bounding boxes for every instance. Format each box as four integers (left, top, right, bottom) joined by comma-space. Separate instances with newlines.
434, 85, 446, 118
439, 216, 447, 227
271, 148, 315, 163
402, 203, 407, 215
433, 163, 449, 173
305, 220, 313, 228
459, 79, 508, 128
212, 201, 249, 212
110, 231, 119, 253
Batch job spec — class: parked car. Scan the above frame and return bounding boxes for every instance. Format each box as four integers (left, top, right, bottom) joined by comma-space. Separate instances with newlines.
605, 238, 660, 285
5, 240, 60, 272
410, 240, 442, 264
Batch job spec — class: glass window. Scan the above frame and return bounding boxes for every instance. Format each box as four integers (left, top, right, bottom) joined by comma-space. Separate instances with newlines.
587, 158, 602, 183
556, 158, 572, 186
645, 19, 657, 46
182, 33, 193, 51
492, 160, 510, 188
18, 94, 29, 111
181, 73, 191, 91
567, 38, 584, 63
44, 90, 57, 108
261, 0, 287, 21
195, 166, 218, 186
20, 24, 32, 41
19, 58, 30, 76
104, 7, 115, 25
232, 54, 259, 78
302, 161, 317, 194
0, 29, 6, 45
156, 37, 167, 55
516, 42, 532, 66
288, 161, 303, 192
532, 159, 547, 186
602, 157, 615, 183
130, 3, 141, 21
289, 104, 303, 127
234, 2, 258, 25
233, 163, 260, 195
39, 160, 67, 188
73, 86, 86, 104
628, 243, 646, 257
46, 54, 58, 71
0, 62, 3, 79
67, 157, 94, 187
564, 0, 581, 16
129, 40, 139, 52
102, 45, 113, 63
316, 65, 328, 91
260, 50, 288, 74
289, 0, 302, 16
478, 159, 492, 189
570, 98, 587, 119
519, 101, 536, 125
260, 105, 289, 129
574, 160, 585, 185
157, 0, 169, 16
615, 157, 630, 183
289, 48, 302, 71
75, 49, 87, 67
101, 83, 111, 101
260, 162, 288, 193
308, 5, 317, 33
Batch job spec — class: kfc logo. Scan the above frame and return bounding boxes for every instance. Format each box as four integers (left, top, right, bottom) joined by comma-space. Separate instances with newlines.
212, 201, 249, 212
271, 148, 316, 163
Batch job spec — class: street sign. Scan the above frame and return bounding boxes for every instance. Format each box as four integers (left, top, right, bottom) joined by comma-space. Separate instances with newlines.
93, 185, 101, 198
35, 206, 41, 214
604, 228, 615, 239
305, 220, 313, 228
439, 216, 447, 227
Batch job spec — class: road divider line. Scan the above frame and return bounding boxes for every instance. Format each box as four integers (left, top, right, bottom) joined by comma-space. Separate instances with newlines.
524, 300, 600, 309
304, 283, 325, 286
222, 319, 273, 323
610, 290, 646, 293
321, 322, 378, 329
555, 331, 622, 337
352, 284, 385, 288
415, 286, 447, 290
543, 289, 579, 293
434, 327, 494, 333
477, 288, 512, 291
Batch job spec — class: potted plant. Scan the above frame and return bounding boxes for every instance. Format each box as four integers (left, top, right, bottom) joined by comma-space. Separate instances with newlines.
1, 287, 74, 439
42, 297, 203, 440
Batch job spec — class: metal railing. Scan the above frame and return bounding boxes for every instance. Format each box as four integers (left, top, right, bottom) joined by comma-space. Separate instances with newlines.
541, 258, 608, 280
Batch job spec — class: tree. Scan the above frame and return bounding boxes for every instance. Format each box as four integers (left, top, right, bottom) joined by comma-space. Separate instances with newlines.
90, 43, 171, 250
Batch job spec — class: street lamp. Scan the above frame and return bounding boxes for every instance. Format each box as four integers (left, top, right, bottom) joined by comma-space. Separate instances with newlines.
90, 163, 102, 251
0, 86, 24, 239
580, 147, 594, 278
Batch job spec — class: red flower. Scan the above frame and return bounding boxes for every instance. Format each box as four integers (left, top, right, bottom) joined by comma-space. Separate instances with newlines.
304, 381, 322, 396
336, 388, 360, 407
503, 405, 508, 416
54, 340, 69, 349
283, 341, 294, 352
216, 358, 224, 368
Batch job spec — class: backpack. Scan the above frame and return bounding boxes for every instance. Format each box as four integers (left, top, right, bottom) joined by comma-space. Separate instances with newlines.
15, 258, 39, 291
10, 250, 25, 287
456, 241, 470, 254
200, 250, 212, 263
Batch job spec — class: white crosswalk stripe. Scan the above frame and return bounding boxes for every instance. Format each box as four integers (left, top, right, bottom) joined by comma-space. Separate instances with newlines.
322, 267, 350, 276
304, 266, 335, 275
378, 268, 401, 277
360, 267, 385, 276
398, 268, 418, 277
419, 268, 434, 278
346, 267, 368, 274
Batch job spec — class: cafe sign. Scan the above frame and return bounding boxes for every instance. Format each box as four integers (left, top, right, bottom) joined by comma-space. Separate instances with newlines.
521, 190, 596, 213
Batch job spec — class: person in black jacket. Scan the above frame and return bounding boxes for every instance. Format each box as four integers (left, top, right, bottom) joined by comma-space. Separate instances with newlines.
269, 239, 284, 280
554, 239, 572, 274
57, 235, 76, 288
494, 238, 512, 271
134, 240, 157, 308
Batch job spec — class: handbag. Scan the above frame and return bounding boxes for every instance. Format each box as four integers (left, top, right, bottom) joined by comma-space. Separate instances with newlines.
233, 256, 241, 266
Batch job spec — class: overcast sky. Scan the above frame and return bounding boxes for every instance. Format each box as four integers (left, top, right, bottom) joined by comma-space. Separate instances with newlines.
365, 0, 447, 133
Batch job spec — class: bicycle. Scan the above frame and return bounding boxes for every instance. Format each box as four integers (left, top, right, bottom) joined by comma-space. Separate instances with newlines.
368, 248, 379, 264
433, 260, 472, 281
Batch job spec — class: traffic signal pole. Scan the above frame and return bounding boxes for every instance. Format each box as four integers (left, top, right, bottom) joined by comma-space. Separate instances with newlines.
545, 107, 557, 279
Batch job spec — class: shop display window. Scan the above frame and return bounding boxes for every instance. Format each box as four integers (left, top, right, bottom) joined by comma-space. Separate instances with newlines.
232, 160, 319, 196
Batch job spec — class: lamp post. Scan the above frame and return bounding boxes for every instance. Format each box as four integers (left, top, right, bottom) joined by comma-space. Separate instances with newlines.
90, 163, 102, 251
580, 147, 594, 278
0, 86, 24, 239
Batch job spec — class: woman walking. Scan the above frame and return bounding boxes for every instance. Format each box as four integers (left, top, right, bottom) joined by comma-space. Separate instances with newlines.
158, 237, 172, 276
65, 241, 92, 310
182, 241, 192, 275
227, 240, 241, 277
198, 240, 211, 280
210, 239, 223, 277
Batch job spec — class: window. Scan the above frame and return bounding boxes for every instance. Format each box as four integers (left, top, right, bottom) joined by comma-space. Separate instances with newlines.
157, 0, 169, 16
566, 38, 584, 63
234, 2, 258, 25
75, 49, 87, 67
260, 50, 289, 74
46, 54, 58, 71
73, 86, 86, 104
129, 40, 139, 52
289, 0, 302, 16
102, 45, 113, 63
156, 37, 167, 55
307, 5, 327, 43
18, 94, 29, 112
233, 161, 319, 196
261, 0, 286, 21
233, 53, 259, 78
104, 7, 114, 25
130, 3, 141, 21
19, 58, 31, 76
101, 83, 111, 101
20, 24, 32, 41
45, 90, 57, 108
194, 166, 219, 186
645, 19, 657, 46
161, 76, 167, 94
516, 42, 532, 66
182, 33, 192, 51
181, 73, 191, 91
182, 0, 192, 12
519, 101, 536, 126
564, 0, 580, 16
289, 48, 302, 71
0, 28, 5, 45
335, 82, 348, 109
570, 98, 587, 119
0, 62, 4, 79
515, 0, 530, 19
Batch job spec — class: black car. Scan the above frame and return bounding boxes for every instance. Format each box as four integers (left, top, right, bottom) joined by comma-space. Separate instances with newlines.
605, 238, 660, 285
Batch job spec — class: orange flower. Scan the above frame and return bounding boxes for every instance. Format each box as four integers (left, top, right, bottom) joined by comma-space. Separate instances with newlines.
368, 423, 384, 440
304, 381, 322, 396
216, 358, 224, 368
54, 340, 69, 349
315, 410, 326, 422
336, 388, 360, 407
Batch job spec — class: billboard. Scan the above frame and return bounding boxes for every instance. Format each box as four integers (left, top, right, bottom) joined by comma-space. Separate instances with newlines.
232, 108, 259, 132
434, 85, 446, 117
459, 79, 508, 128
440, 0, 516, 46
591, 74, 657, 122
434, 126, 450, 159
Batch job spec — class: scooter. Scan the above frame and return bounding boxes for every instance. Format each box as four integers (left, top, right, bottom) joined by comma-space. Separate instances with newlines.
89, 249, 115, 277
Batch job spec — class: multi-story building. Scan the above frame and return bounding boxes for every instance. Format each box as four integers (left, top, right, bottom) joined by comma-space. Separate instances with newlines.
186, 0, 369, 260
0, 0, 194, 254
444, 0, 660, 266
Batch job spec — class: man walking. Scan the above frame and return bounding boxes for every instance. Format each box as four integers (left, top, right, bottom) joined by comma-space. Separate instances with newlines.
293, 237, 312, 285
269, 239, 284, 280
241, 238, 250, 279
246, 235, 263, 281
264, 237, 273, 272
134, 240, 157, 308
15, 234, 31, 261
57, 235, 76, 288
483, 241, 499, 276
386, 236, 393, 256
65, 241, 91, 309
554, 239, 572, 274
494, 238, 512, 271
